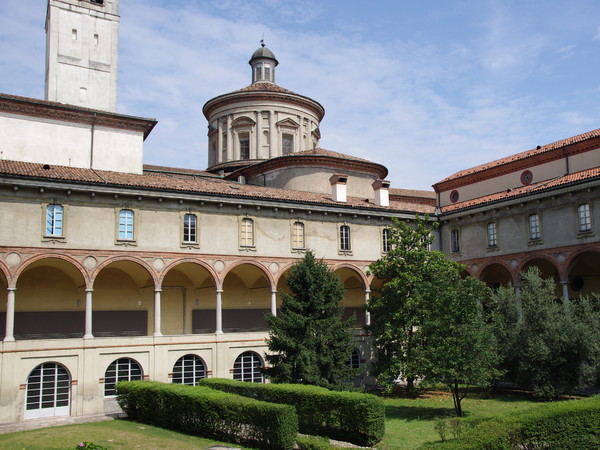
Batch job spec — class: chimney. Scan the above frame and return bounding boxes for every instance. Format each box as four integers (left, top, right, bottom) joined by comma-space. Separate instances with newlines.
372, 179, 390, 207
329, 173, 348, 202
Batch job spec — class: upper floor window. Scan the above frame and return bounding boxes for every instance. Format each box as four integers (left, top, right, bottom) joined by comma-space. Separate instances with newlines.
183, 214, 197, 243
292, 221, 305, 249
240, 218, 254, 247
45, 204, 63, 236
119, 209, 134, 240
578, 203, 592, 232
450, 229, 460, 253
382, 228, 391, 253
282, 134, 293, 155
239, 134, 250, 160
340, 225, 351, 251
255, 66, 262, 82
529, 213, 541, 240
487, 222, 497, 247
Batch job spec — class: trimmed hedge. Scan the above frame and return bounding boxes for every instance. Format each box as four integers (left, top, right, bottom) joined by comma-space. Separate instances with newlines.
198, 378, 385, 446
427, 394, 600, 449
116, 381, 298, 449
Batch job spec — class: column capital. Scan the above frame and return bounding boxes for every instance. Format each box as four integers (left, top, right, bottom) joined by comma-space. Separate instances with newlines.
154, 288, 162, 293
7, 287, 16, 292
216, 289, 224, 294
85, 288, 94, 293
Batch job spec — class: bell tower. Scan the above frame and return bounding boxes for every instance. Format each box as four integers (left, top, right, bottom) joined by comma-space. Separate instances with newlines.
45, 0, 120, 112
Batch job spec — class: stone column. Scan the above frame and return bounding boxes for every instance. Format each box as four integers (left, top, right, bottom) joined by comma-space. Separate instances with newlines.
84, 288, 94, 339
364, 289, 371, 326
226, 115, 233, 162
154, 289, 162, 337
271, 290, 277, 316
294, 116, 301, 152
4, 288, 16, 342
216, 289, 223, 334
254, 111, 261, 159
269, 110, 276, 158
560, 280, 570, 303
217, 119, 223, 164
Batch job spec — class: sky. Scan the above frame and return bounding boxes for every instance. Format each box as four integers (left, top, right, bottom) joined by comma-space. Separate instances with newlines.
1, 0, 600, 191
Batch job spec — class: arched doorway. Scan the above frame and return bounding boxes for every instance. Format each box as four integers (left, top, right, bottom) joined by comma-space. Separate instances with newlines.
567, 251, 600, 298
521, 258, 561, 299
25, 362, 71, 419
93, 260, 154, 337
15, 258, 86, 339
222, 264, 271, 332
333, 267, 366, 328
162, 262, 216, 335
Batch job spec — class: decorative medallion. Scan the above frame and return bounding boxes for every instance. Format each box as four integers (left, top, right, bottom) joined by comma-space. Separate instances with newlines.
6, 252, 21, 267
153, 258, 165, 271
214, 260, 225, 273
269, 262, 279, 274
450, 190, 459, 203
83, 256, 97, 269
520, 170, 533, 186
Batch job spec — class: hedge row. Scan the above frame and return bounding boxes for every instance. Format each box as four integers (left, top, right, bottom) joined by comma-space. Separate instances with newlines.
199, 378, 385, 446
115, 381, 298, 449
430, 394, 600, 449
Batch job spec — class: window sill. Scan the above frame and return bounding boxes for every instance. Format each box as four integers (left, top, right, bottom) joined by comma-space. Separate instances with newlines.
528, 239, 542, 247
486, 245, 499, 253
291, 248, 306, 254
42, 235, 66, 243
239, 246, 256, 252
116, 239, 137, 247
181, 242, 200, 249
338, 250, 353, 256
577, 230, 594, 239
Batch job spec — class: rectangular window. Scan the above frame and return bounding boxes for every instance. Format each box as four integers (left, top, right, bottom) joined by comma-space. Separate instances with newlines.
45, 204, 63, 236
578, 203, 592, 232
292, 221, 305, 249
255, 67, 262, 82
529, 213, 541, 240
239, 134, 250, 160
240, 218, 254, 247
119, 209, 134, 240
340, 225, 351, 251
282, 134, 293, 155
487, 222, 497, 247
451, 229, 460, 253
183, 214, 197, 243
382, 228, 391, 253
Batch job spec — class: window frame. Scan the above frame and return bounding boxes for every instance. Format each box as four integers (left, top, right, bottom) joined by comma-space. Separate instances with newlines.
171, 354, 207, 386
291, 220, 306, 251
41, 203, 67, 242
181, 212, 199, 248
450, 228, 460, 253
233, 351, 264, 383
104, 358, 143, 397
115, 207, 138, 246
282, 133, 293, 155
577, 203, 592, 233
528, 212, 541, 241
239, 217, 256, 249
486, 221, 498, 248
382, 228, 392, 253
339, 224, 352, 253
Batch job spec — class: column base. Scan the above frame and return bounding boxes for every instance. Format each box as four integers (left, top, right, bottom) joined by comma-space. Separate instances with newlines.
83, 334, 94, 339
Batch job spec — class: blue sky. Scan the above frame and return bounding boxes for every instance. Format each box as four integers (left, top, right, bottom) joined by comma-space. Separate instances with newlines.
1, 0, 600, 190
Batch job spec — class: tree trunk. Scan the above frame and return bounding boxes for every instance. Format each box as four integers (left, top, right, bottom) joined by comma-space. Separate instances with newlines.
452, 381, 463, 416
406, 377, 414, 392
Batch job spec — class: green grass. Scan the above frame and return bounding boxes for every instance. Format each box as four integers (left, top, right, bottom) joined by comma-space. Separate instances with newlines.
0, 390, 547, 449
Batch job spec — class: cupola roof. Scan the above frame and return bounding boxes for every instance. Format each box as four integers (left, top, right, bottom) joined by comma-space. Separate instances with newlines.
249, 43, 279, 66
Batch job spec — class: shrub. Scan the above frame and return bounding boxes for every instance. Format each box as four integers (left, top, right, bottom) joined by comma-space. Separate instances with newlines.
116, 381, 298, 449
296, 435, 335, 450
429, 395, 600, 449
198, 378, 384, 446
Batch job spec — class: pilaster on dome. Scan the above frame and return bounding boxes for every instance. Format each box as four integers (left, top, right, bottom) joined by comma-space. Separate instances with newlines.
249, 40, 279, 84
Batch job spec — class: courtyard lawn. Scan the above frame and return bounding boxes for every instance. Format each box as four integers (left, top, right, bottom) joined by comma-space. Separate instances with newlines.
0, 389, 546, 449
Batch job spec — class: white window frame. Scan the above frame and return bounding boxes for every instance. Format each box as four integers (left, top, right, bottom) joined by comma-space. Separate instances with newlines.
339, 224, 351, 253
450, 229, 460, 253
41, 203, 67, 242
487, 222, 498, 247
181, 212, 199, 248
239, 217, 255, 249
529, 213, 541, 241
115, 207, 138, 245
382, 228, 391, 253
104, 358, 143, 397
172, 354, 207, 386
577, 203, 592, 233
233, 351, 264, 383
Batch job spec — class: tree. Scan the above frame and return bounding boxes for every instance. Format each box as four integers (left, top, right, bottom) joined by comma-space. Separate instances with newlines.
367, 216, 499, 416
491, 267, 600, 399
264, 250, 357, 388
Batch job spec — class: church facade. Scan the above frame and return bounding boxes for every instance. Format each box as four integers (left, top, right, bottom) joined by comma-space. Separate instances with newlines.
0, 0, 597, 424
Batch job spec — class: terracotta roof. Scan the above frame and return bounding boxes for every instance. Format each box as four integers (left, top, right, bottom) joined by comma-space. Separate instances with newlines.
440, 166, 600, 213
289, 148, 373, 163
390, 188, 436, 199
0, 159, 430, 214
438, 128, 600, 186
235, 82, 296, 94
143, 164, 217, 177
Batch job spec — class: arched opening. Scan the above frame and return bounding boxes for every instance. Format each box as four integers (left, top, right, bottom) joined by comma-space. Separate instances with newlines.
521, 258, 561, 299
567, 251, 600, 298
480, 263, 513, 290
222, 264, 271, 332
25, 362, 71, 419
172, 354, 207, 386
0, 269, 8, 338
14, 258, 86, 339
233, 351, 263, 383
93, 260, 154, 337
104, 357, 143, 397
162, 262, 216, 335
334, 267, 366, 328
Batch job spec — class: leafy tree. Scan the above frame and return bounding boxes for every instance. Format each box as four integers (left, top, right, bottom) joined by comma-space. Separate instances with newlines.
264, 250, 357, 388
367, 216, 499, 416
491, 267, 600, 399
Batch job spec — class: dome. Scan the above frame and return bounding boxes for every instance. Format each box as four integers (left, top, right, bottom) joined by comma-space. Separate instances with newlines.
249, 46, 278, 66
